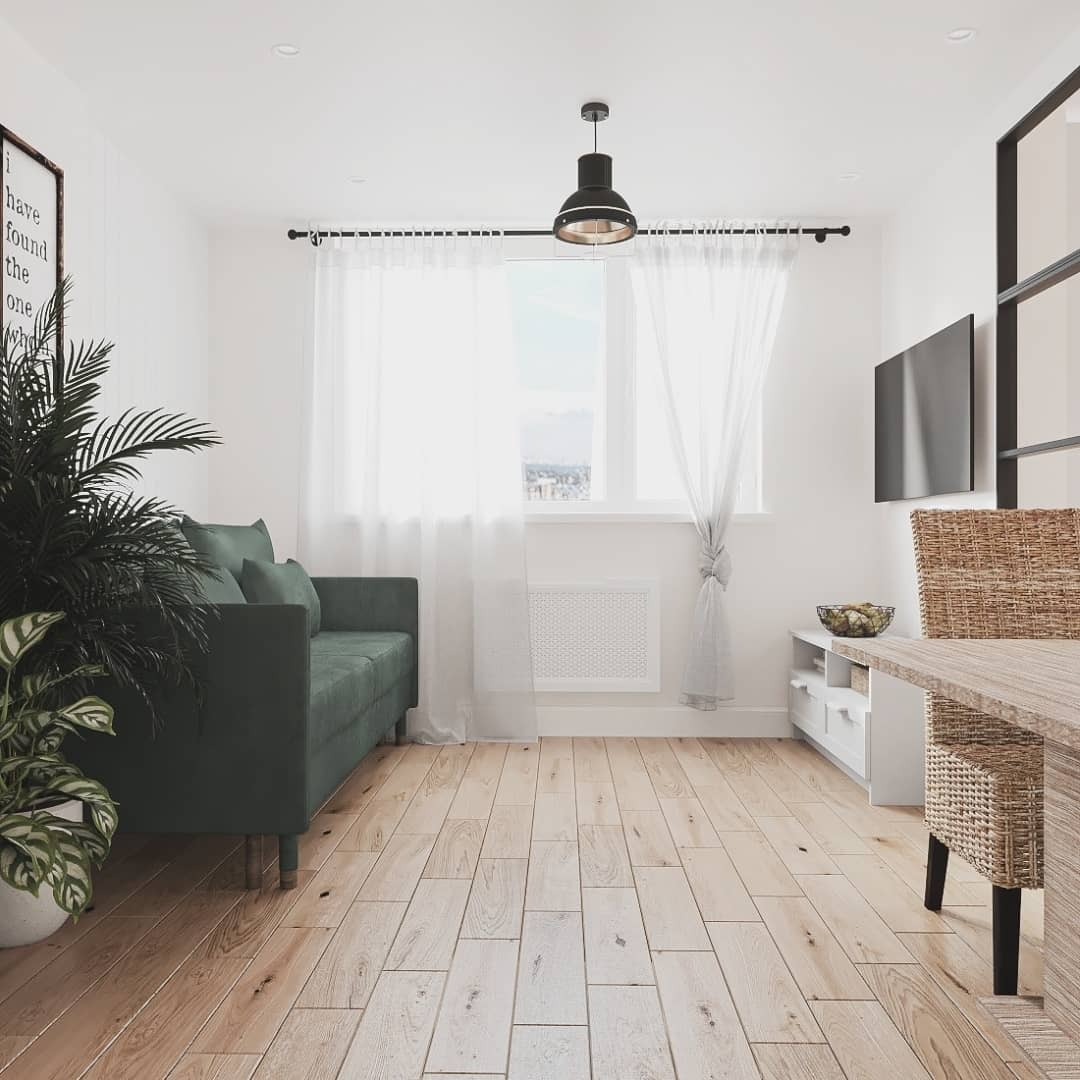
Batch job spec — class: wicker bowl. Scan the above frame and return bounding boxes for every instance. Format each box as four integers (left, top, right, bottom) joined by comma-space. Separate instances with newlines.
816, 603, 895, 638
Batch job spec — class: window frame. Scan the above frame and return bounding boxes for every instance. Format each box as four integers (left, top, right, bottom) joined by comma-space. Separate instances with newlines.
513, 254, 765, 521
996, 62, 1080, 507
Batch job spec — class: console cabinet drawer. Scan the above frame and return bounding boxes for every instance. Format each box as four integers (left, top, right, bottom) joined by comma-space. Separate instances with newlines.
789, 675, 826, 737
825, 701, 867, 775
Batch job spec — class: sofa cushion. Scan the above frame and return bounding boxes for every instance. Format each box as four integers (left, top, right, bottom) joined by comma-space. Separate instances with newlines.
181, 516, 274, 582
198, 567, 247, 604
240, 558, 321, 636
310, 631, 414, 696
309, 653, 378, 746
308, 633, 413, 749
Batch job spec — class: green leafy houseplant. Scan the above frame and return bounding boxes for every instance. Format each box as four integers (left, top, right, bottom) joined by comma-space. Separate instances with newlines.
0, 281, 221, 710
0, 611, 118, 916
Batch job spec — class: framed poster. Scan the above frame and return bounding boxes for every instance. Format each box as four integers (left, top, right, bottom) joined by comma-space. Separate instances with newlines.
1, 125, 63, 368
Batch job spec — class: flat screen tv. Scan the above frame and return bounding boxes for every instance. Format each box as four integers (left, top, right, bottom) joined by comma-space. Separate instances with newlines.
875, 314, 974, 503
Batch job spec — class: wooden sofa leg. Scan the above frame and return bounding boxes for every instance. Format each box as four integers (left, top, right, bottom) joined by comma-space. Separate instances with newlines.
924, 833, 949, 911
244, 835, 262, 890
395, 714, 408, 746
279, 834, 299, 890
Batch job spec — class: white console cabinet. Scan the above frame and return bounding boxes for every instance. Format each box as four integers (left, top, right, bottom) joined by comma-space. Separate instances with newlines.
789, 628, 925, 806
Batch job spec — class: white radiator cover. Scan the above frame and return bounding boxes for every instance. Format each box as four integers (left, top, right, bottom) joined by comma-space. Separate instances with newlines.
528, 581, 660, 692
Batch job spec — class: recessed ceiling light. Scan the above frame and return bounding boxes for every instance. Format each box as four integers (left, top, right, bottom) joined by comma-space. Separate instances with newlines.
271, 43, 300, 58
945, 27, 977, 43
347, 176, 366, 185
839, 172, 861, 182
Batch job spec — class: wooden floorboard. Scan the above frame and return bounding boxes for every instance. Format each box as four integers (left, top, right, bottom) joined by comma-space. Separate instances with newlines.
0, 736, 1053, 1079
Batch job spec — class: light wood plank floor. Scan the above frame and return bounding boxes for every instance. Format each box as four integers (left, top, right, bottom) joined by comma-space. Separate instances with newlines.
0, 737, 1048, 1079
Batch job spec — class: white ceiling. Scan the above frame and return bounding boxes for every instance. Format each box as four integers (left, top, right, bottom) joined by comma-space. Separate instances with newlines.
5, 0, 1080, 228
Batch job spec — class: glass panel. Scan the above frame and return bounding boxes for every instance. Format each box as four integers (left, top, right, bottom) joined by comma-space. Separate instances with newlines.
509, 261, 604, 501
1016, 274, 1080, 447
1016, 84, 1080, 282
1017, 445, 1080, 507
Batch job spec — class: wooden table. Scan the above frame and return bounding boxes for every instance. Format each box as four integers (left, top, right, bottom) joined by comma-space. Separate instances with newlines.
832, 637, 1080, 1076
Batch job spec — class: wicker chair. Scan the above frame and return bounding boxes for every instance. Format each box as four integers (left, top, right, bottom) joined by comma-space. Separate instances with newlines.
911, 508, 1080, 994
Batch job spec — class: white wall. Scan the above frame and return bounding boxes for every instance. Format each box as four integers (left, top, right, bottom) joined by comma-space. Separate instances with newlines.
1, 16, 211, 513
877, 26, 1080, 635
207, 222, 883, 733
206, 227, 308, 547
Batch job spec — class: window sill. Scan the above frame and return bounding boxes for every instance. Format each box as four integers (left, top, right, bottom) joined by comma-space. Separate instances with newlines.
523, 509, 774, 525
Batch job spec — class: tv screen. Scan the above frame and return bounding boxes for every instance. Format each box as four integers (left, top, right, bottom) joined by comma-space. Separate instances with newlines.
875, 314, 974, 503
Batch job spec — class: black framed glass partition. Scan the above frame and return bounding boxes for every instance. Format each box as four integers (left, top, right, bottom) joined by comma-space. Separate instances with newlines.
997, 63, 1080, 508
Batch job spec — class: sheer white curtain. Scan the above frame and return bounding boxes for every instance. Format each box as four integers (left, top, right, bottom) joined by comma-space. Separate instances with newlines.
632, 226, 799, 709
300, 233, 535, 743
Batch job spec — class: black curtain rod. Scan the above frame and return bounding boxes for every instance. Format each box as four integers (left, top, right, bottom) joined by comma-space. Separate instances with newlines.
287, 225, 851, 244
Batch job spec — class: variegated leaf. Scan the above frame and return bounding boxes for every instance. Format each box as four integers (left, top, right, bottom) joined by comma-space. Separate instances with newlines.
45, 832, 93, 914
47, 776, 118, 839
19, 672, 50, 698
56, 696, 115, 735
60, 820, 112, 867
0, 813, 56, 883
0, 612, 65, 671
20, 664, 107, 703
0, 844, 43, 895
90, 800, 119, 840
33, 729, 67, 754
4, 731, 33, 756
20, 710, 57, 735
0, 753, 68, 780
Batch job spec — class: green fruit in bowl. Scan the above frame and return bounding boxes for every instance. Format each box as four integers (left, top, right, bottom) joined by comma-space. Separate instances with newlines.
816, 603, 895, 637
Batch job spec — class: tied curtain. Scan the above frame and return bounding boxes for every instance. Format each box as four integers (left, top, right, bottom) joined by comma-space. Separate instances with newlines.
300, 234, 535, 743
632, 227, 799, 709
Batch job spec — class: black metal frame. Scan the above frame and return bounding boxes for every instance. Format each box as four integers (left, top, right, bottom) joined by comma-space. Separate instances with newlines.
996, 63, 1080, 508
0, 124, 64, 386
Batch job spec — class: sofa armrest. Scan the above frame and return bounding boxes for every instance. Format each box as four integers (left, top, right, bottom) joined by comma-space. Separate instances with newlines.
312, 577, 419, 706
196, 603, 311, 742
69, 603, 312, 836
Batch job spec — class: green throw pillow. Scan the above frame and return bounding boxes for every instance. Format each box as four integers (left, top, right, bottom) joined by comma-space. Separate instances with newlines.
181, 516, 274, 582
170, 523, 247, 604
197, 567, 247, 604
240, 558, 321, 637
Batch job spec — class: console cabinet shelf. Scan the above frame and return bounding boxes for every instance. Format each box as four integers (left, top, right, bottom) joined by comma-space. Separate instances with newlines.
789, 628, 925, 806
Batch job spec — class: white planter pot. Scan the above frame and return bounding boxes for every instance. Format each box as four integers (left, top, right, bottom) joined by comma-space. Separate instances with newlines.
0, 799, 83, 948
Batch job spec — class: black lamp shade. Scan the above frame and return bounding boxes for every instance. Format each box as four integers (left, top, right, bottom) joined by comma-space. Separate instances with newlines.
553, 153, 637, 245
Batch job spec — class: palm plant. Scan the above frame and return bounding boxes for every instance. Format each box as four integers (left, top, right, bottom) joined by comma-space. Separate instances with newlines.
0, 280, 220, 708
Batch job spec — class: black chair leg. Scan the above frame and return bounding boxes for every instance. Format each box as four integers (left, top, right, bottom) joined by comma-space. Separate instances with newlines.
992, 886, 1022, 995
924, 833, 949, 911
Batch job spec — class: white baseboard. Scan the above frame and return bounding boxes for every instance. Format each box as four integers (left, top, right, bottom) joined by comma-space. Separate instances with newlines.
536, 705, 792, 738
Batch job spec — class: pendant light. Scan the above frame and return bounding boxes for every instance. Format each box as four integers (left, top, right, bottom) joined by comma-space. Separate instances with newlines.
553, 102, 637, 245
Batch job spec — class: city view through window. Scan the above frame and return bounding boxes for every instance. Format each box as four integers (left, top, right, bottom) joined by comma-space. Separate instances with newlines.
509, 260, 603, 501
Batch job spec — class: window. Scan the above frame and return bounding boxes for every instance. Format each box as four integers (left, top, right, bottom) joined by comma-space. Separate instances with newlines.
508, 257, 762, 515
510, 260, 604, 502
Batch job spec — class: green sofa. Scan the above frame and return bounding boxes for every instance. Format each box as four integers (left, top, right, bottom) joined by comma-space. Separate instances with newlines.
67, 519, 418, 890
